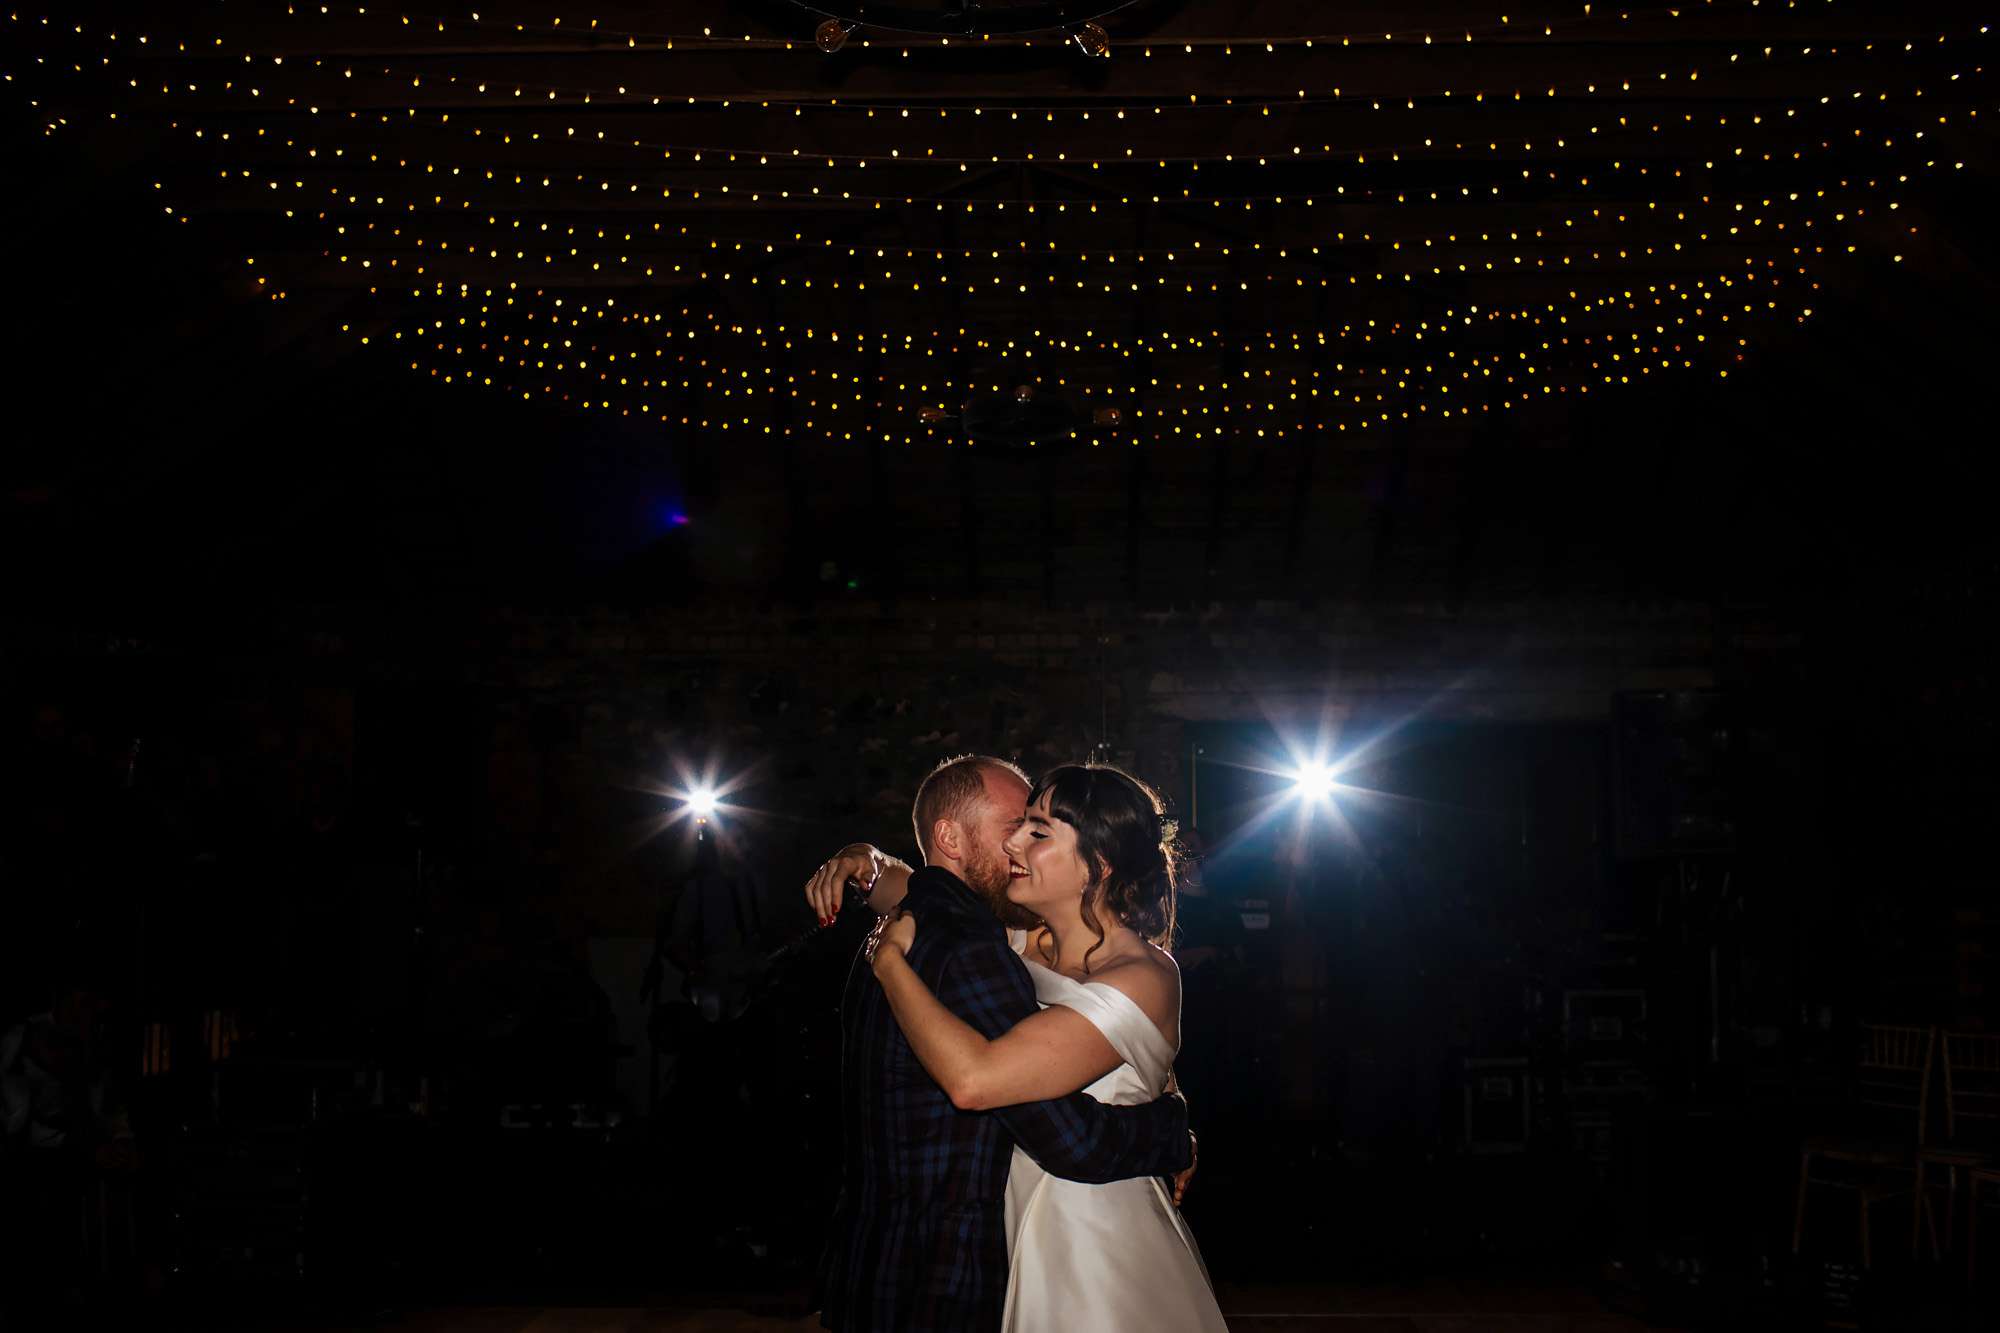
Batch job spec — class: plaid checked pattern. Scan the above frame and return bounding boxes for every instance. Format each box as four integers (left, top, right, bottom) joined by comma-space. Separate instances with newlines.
818, 867, 1191, 1333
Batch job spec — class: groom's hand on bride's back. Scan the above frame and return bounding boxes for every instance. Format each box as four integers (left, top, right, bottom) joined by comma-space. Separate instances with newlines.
1173, 1131, 1197, 1207
1160, 1069, 1196, 1206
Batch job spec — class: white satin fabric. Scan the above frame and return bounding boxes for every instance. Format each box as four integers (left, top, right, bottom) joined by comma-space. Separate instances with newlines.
1001, 933, 1229, 1332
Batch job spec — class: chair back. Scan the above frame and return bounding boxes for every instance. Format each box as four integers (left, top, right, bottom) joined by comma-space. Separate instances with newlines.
1942, 1030, 2000, 1151
1853, 1024, 1934, 1145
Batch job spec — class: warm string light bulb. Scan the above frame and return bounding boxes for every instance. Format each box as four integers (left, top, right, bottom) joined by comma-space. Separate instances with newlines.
1071, 23, 1112, 59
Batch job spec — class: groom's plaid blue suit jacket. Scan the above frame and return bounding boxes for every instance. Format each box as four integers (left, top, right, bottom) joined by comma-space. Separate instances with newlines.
817, 866, 1190, 1333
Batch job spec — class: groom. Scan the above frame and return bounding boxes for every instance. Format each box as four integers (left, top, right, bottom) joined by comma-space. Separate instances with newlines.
815, 754, 1193, 1333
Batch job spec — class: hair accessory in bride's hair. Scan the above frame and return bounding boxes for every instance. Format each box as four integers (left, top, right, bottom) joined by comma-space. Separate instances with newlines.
1157, 816, 1179, 850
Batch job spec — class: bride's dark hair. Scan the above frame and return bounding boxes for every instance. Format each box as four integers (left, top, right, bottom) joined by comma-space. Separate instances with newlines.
1026, 763, 1180, 974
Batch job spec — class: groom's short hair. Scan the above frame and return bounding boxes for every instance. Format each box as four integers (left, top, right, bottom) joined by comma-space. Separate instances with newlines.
912, 754, 1029, 861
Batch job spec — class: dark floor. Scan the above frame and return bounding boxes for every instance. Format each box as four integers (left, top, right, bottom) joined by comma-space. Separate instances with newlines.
240, 1280, 1658, 1332
33, 1264, 2000, 1332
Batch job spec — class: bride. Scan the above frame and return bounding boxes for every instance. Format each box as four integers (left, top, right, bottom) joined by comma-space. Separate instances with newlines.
823, 763, 1229, 1332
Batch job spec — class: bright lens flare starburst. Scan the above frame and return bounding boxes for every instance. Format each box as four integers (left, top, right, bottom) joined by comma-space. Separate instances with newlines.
1289, 761, 1338, 803
616, 761, 761, 856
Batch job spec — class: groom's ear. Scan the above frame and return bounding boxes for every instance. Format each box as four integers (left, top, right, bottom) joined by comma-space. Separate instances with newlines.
931, 818, 963, 862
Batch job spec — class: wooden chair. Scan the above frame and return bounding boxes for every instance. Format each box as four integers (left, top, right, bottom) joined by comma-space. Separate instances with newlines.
1792, 1024, 1933, 1269
1920, 1031, 2000, 1260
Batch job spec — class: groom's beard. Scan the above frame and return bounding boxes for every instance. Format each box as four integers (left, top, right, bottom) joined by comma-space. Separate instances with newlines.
964, 843, 1045, 931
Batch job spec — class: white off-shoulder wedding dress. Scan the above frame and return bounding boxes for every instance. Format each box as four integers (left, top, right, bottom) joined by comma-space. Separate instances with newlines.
1001, 933, 1229, 1332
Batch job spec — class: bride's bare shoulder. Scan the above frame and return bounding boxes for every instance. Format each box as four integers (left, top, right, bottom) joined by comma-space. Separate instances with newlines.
1092, 942, 1181, 1022
1135, 938, 1181, 986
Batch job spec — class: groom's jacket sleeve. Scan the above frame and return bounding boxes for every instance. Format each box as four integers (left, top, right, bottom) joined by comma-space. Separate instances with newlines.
934, 934, 1192, 1185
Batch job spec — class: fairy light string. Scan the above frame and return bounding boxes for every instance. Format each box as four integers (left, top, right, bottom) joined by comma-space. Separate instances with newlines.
329, 255, 1817, 437
3, 5, 1979, 447
357, 276, 1807, 444
86, 12, 1994, 159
